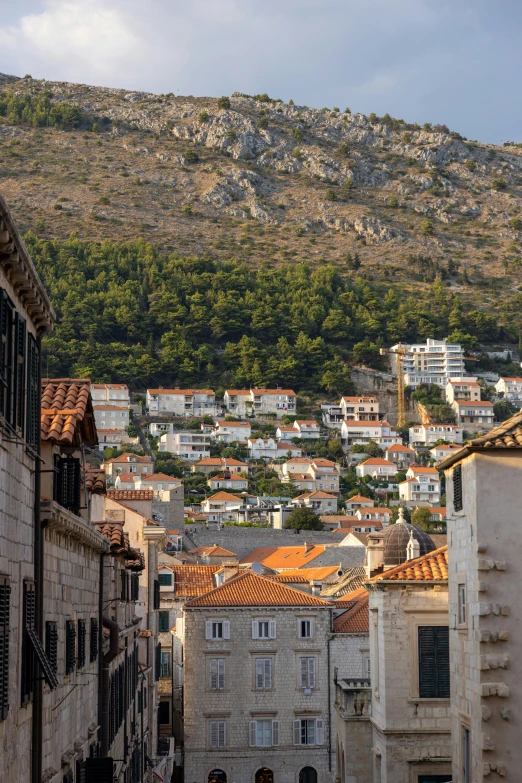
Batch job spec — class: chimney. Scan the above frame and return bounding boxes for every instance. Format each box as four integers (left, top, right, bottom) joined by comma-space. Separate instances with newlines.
406, 530, 420, 561
304, 542, 312, 553
310, 580, 322, 596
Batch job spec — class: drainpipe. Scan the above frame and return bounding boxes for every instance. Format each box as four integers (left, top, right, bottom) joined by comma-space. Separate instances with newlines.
98, 553, 106, 752
327, 608, 332, 773
31, 333, 43, 783
101, 616, 120, 757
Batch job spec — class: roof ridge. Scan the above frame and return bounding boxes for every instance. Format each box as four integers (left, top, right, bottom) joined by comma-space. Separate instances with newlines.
184, 570, 330, 607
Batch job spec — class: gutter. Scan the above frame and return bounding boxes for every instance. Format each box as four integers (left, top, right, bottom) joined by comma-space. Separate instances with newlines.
31, 333, 43, 783
101, 616, 120, 757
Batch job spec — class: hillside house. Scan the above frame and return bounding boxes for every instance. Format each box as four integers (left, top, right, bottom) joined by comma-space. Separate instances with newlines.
207, 473, 249, 491
495, 375, 522, 402
224, 388, 297, 418
135, 473, 182, 492
399, 475, 441, 507
201, 491, 244, 522
291, 491, 339, 514
429, 442, 463, 461
451, 399, 494, 428
355, 507, 392, 525
281, 458, 340, 493
384, 443, 416, 467
341, 420, 401, 449
191, 457, 249, 475
344, 495, 375, 513
102, 452, 154, 479
159, 430, 211, 460
445, 376, 481, 404
409, 423, 463, 447
355, 457, 397, 479
248, 436, 278, 459
146, 388, 216, 417
212, 419, 251, 442
391, 337, 465, 389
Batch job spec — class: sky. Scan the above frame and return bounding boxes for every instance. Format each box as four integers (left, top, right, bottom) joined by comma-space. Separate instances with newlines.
1, 0, 521, 144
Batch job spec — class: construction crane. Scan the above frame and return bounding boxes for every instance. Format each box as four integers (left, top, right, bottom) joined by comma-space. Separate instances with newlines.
380, 343, 408, 427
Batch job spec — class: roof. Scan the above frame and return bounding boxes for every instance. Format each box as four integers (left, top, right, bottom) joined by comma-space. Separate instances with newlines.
225, 389, 251, 396
438, 410, 522, 469
240, 545, 327, 569
345, 495, 374, 504
321, 568, 368, 598
277, 426, 298, 432
84, 469, 105, 494
189, 545, 237, 557
409, 466, 439, 474
430, 534, 448, 549
311, 458, 336, 467
295, 420, 319, 426
195, 457, 248, 466
274, 566, 340, 581
430, 443, 461, 451
106, 490, 154, 500
320, 515, 358, 523
116, 472, 139, 482
93, 521, 144, 570
208, 473, 247, 482
369, 545, 448, 583
343, 420, 386, 427
277, 443, 302, 451
93, 404, 129, 411
147, 388, 214, 395
138, 473, 179, 482
41, 378, 97, 446
205, 491, 243, 502
250, 388, 296, 396
448, 379, 479, 386
161, 565, 221, 596
426, 506, 447, 514
294, 491, 338, 500
92, 383, 128, 389
385, 443, 415, 452
342, 396, 376, 402
453, 400, 493, 407
215, 420, 251, 427
105, 453, 152, 464
333, 593, 369, 633
499, 377, 522, 382
401, 476, 439, 484
358, 458, 396, 467
340, 531, 369, 545
185, 571, 329, 607
357, 507, 391, 515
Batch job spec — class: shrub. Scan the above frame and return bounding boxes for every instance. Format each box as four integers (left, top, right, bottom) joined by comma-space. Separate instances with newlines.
423, 122, 433, 131
293, 127, 302, 142
53, 203, 62, 210
226, 130, 236, 141
295, 226, 304, 236
402, 131, 412, 143
291, 147, 303, 159
325, 188, 337, 202
198, 111, 209, 123
510, 217, 522, 230
344, 107, 351, 114
368, 112, 377, 124
387, 195, 399, 207
337, 141, 349, 155
257, 117, 269, 129
289, 99, 294, 105
341, 177, 354, 195
217, 96, 231, 109
98, 196, 110, 205
184, 148, 199, 163
464, 159, 475, 171
421, 219, 434, 235
491, 177, 507, 191
183, 204, 193, 216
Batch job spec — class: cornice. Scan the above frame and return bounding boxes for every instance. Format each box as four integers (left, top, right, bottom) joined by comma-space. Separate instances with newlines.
143, 524, 168, 547
41, 499, 110, 553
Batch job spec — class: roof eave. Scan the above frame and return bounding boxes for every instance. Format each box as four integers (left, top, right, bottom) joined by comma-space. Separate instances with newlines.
437, 444, 522, 471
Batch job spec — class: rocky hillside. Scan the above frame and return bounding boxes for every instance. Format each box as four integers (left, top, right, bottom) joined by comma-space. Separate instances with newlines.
2, 73, 522, 318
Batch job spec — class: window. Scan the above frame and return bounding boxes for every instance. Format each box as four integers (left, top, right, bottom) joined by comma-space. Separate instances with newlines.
131, 574, 139, 602
158, 700, 170, 725
158, 611, 170, 632
461, 725, 470, 783
453, 465, 463, 511
78, 620, 86, 669
0, 576, 10, 721
458, 584, 466, 626
299, 657, 316, 689
21, 580, 35, 704
209, 719, 226, 748
26, 336, 39, 449
209, 658, 226, 690
44, 621, 58, 676
90, 619, 99, 663
293, 718, 324, 746
56, 457, 81, 514
160, 651, 170, 678
0, 291, 14, 425
299, 619, 313, 639
65, 620, 76, 675
252, 620, 276, 639
159, 573, 172, 586
206, 621, 230, 640
418, 626, 450, 698
255, 658, 272, 690
249, 719, 280, 747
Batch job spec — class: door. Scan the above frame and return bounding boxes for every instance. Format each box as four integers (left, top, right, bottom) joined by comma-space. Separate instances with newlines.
255, 769, 273, 783
208, 772, 227, 783
299, 769, 317, 783
418, 776, 452, 782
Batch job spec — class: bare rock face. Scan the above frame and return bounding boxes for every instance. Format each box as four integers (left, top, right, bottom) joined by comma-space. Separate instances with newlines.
352, 216, 402, 243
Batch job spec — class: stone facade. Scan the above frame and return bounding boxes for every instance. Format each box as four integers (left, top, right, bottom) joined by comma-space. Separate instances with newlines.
183, 602, 332, 783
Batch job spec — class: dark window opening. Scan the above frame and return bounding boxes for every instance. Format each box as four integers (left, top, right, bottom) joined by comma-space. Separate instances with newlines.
418, 626, 450, 698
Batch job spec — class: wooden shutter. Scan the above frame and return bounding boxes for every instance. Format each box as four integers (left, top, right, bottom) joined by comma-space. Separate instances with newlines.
82, 758, 114, 783
218, 720, 226, 747
316, 718, 324, 745
0, 291, 13, 423
418, 626, 450, 698
153, 580, 160, 610
120, 571, 127, 602
90, 618, 98, 662
26, 335, 39, 448
252, 620, 259, 639
21, 580, 35, 704
300, 657, 308, 688
264, 658, 272, 689
308, 657, 316, 689
155, 643, 161, 682
209, 658, 218, 689
13, 313, 26, 433
205, 621, 212, 640
293, 719, 301, 745
453, 465, 463, 511
131, 574, 139, 602
78, 620, 86, 669
0, 576, 10, 720
256, 658, 265, 689
57, 458, 81, 513
65, 620, 76, 675
249, 720, 257, 747
271, 719, 280, 746
269, 620, 276, 639
222, 620, 230, 639
45, 621, 58, 675
210, 720, 218, 747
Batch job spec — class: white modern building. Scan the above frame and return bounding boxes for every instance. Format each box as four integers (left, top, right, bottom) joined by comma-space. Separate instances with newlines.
224, 388, 297, 418
495, 376, 522, 402
445, 377, 481, 404
341, 420, 402, 449
391, 338, 466, 389
159, 431, 211, 460
212, 420, 252, 442
409, 423, 463, 447
147, 388, 217, 417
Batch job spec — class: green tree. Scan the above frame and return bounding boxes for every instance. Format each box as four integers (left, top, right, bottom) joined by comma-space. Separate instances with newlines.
411, 506, 440, 532
283, 507, 324, 530
493, 399, 518, 422
217, 96, 231, 109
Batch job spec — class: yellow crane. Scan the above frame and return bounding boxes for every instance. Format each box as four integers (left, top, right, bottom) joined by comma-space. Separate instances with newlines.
380, 343, 408, 427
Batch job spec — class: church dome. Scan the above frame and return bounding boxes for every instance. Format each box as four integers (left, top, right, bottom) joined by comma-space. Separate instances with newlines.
383, 508, 435, 566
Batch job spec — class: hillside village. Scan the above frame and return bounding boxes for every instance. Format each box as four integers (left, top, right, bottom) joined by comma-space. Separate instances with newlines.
2, 181, 522, 783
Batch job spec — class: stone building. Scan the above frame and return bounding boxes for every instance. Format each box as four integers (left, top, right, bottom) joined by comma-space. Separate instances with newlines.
182, 571, 332, 783
0, 196, 55, 783
439, 414, 522, 783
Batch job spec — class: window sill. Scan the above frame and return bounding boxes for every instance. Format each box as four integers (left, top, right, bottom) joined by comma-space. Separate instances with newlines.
408, 697, 450, 704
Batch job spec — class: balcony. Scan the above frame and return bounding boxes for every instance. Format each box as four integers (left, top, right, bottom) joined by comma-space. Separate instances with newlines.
335, 679, 371, 718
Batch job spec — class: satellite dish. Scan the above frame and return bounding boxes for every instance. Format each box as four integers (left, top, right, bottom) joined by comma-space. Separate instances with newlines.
251, 562, 263, 575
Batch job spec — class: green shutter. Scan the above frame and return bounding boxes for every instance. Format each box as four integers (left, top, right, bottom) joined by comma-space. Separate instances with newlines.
0, 576, 10, 721
418, 626, 450, 698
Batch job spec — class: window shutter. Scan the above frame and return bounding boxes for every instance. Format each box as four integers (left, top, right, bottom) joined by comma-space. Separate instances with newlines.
153, 580, 160, 610
56, 458, 81, 514
0, 292, 13, 423
218, 720, 226, 747
271, 720, 280, 747
308, 657, 316, 688
256, 658, 264, 689
293, 719, 301, 745
252, 620, 259, 639
209, 658, 218, 690
453, 465, 463, 511
269, 620, 276, 639
65, 620, 76, 675
205, 621, 212, 640
0, 576, 10, 721
84, 757, 114, 783
90, 618, 98, 663
300, 657, 308, 688
76, 759, 87, 783
418, 626, 450, 698
25, 335, 39, 449
264, 658, 272, 689
210, 720, 218, 747
218, 658, 225, 690
131, 574, 139, 602
249, 720, 256, 747
13, 313, 26, 433
316, 718, 324, 745
223, 620, 230, 639
155, 643, 161, 682
45, 621, 58, 675
120, 571, 127, 602
78, 620, 86, 669
309, 619, 314, 637
21, 580, 35, 704
435, 626, 450, 698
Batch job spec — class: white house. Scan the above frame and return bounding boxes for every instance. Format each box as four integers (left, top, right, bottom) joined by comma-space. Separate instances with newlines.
248, 437, 278, 459
291, 491, 339, 513
159, 431, 211, 461
355, 507, 392, 525
213, 420, 252, 442
409, 423, 463, 446
340, 395, 381, 421
136, 473, 182, 491
495, 376, 522, 402
207, 473, 249, 491
341, 420, 401, 449
384, 443, 416, 467
191, 457, 249, 475
445, 377, 480, 404
391, 338, 465, 389
399, 475, 441, 506
281, 458, 340, 494
451, 399, 494, 428
91, 382, 130, 407
102, 452, 154, 479
201, 491, 244, 522
355, 457, 397, 479
114, 472, 141, 490
224, 388, 297, 418
147, 388, 216, 417
276, 420, 321, 440
344, 495, 375, 513
93, 404, 129, 431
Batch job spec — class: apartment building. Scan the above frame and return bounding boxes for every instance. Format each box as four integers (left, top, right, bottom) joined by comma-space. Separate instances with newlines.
355, 457, 397, 479
384, 443, 416, 467
147, 388, 216, 417
451, 399, 494, 428
439, 414, 522, 783
191, 457, 249, 475
291, 491, 339, 514
495, 375, 522, 402
224, 388, 297, 418
159, 431, 211, 460
91, 382, 130, 408
201, 492, 244, 522
182, 572, 331, 783
399, 474, 441, 507
321, 395, 382, 429
281, 458, 340, 494
391, 338, 465, 389
409, 422, 463, 447
341, 420, 402, 449
93, 403, 130, 431
212, 419, 252, 442
208, 473, 249, 491
445, 376, 481, 404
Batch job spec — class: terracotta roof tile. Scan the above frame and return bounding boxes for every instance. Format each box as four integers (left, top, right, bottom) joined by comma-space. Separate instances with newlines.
322, 570, 368, 599
294, 491, 338, 500
195, 458, 248, 467
250, 388, 296, 396
41, 378, 95, 446
370, 545, 448, 583
189, 545, 237, 557
359, 458, 396, 466
105, 453, 153, 464
94, 521, 144, 569
116, 473, 140, 482
206, 491, 243, 501
273, 566, 340, 581
161, 565, 221, 596
333, 593, 369, 633
240, 545, 327, 569
107, 490, 154, 500
148, 388, 214, 395
84, 469, 106, 494
185, 571, 329, 607
139, 473, 180, 482
345, 495, 374, 504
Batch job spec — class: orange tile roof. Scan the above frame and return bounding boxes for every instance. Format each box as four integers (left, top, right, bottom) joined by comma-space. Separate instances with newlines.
269, 574, 309, 583
385, 444, 415, 452
185, 571, 329, 607
345, 495, 374, 504
359, 458, 396, 466
107, 490, 154, 500
189, 545, 237, 557
162, 565, 221, 596
294, 491, 338, 500
251, 388, 296, 396
277, 442, 302, 450
93, 521, 144, 569
343, 420, 386, 427
148, 388, 214, 395
208, 473, 247, 482
225, 389, 251, 396
139, 473, 179, 482
84, 469, 105, 494
453, 400, 493, 407
357, 507, 391, 515
295, 420, 320, 426
93, 404, 129, 411
276, 566, 340, 581
333, 593, 369, 633
215, 420, 251, 427
105, 453, 153, 464
334, 586, 368, 605
320, 514, 358, 524
41, 378, 96, 446
116, 473, 139, 482
311, 458, 336, 467
240, 545, 327, 569
196, 457, 248, 466
500, 377, 522, 382
342, 396, 377, 402
206, 491, 243, 502
370, 546, 448, 583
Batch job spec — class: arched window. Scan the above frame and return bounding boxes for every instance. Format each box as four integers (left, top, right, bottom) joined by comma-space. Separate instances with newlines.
208, 771, 227, 783
299, 768, 317, 783
255, 769, 273, 783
